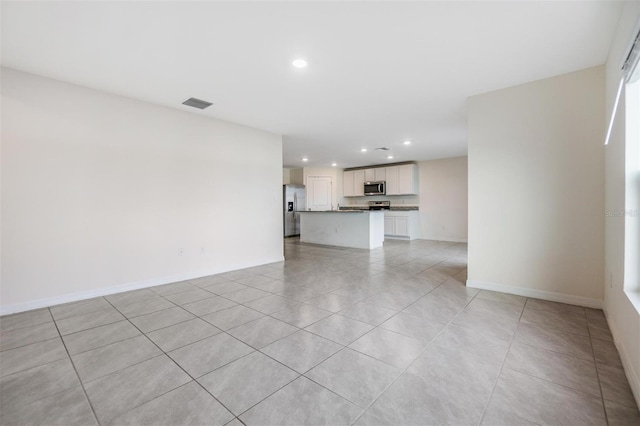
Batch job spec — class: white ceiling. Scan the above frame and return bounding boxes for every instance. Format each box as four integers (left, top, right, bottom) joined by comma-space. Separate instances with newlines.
1, 1, 623, 168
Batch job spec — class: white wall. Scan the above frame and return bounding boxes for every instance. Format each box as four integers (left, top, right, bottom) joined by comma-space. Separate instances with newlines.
283, 168, 303, 185
418, 157, 468, 242
467, 66, 605, 307
290, 168, 304, 185
1, 68, 284, 314
603, 0, 640, 406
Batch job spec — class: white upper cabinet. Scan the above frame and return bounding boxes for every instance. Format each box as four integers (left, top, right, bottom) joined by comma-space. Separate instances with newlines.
364, 168, 386, 182
343, 169, 365, 197
398, 164, 417, 194
343, 170, 355, 197
343, 164, 414, 197
364, 168, 375, 182
385, 166, 399, 195
353, 169, 365, 196
386, 164, 418, 195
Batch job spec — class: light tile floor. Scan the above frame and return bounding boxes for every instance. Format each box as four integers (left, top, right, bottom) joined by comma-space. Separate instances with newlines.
1, 238, 639, 425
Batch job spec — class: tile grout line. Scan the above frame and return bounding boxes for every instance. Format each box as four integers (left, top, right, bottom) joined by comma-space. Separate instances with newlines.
63, 326, 143, 357
510, 308, 615, 401
511, 338, 595, 364
0, 334, 60, 356
1, 241, 479, 425
59, 295, 183, 336
317, 284, 450, 376
347, 281, 477, 426
175, 255, 461, 422
588, 312, 611, 426
150, 266, 473, 418
52, 292, 178, 334
476, 297, 530, 426
175, 314, 310, 422
484, 303, 620, 423
102, 296, 251, 423
215, 354, 301, 421
0, 312, 53, 333
103, 291, 352, 423
47, 306, 102, 426
50, 303, 115, 323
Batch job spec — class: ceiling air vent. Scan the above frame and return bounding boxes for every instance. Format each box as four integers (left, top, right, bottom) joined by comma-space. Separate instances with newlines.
375, 147, 391, 151
182, 97, 213, 109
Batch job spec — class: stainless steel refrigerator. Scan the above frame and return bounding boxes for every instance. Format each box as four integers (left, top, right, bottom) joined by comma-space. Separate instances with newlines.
283, 184, 305, 237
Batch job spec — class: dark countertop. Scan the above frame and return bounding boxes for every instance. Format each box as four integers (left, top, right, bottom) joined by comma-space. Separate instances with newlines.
339, 206, 419, 211
389, 207, 420, 211
298, 210, 372, 213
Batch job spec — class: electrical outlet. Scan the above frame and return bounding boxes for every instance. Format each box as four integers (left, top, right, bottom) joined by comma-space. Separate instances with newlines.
179, 248, 184, 256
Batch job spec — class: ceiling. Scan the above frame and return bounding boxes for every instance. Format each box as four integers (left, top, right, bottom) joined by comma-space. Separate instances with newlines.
1, 1, 623, 168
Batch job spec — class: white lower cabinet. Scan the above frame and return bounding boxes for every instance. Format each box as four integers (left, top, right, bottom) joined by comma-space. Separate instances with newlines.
384, 211, 420, 240
384, 216, 395, 235
394, 216, 409, 236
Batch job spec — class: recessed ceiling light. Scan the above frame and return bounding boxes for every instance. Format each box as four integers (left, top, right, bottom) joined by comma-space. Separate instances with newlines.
361, 148, 367, 152
387, 155, 394, 159
403, 140, 411, 145
302, 157, 308, 162
292, 59, 308, 68
331, 163, 337, 167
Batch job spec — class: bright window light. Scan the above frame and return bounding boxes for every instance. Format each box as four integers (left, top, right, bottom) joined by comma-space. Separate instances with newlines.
605, 78, 624, 146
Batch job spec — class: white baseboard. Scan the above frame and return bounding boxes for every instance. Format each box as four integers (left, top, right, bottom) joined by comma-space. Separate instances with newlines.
0, 256, 285, 316
603, 308, 640, 408
466, 279, 603, 309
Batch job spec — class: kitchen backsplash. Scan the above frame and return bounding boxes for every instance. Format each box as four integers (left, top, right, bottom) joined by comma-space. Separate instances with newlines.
343, 195, 419, 206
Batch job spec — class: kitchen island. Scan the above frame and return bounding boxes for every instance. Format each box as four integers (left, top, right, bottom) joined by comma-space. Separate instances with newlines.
298, 210, 384, 249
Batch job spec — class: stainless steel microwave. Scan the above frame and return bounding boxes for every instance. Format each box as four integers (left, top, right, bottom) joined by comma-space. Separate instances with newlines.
364, 181, 386, 196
